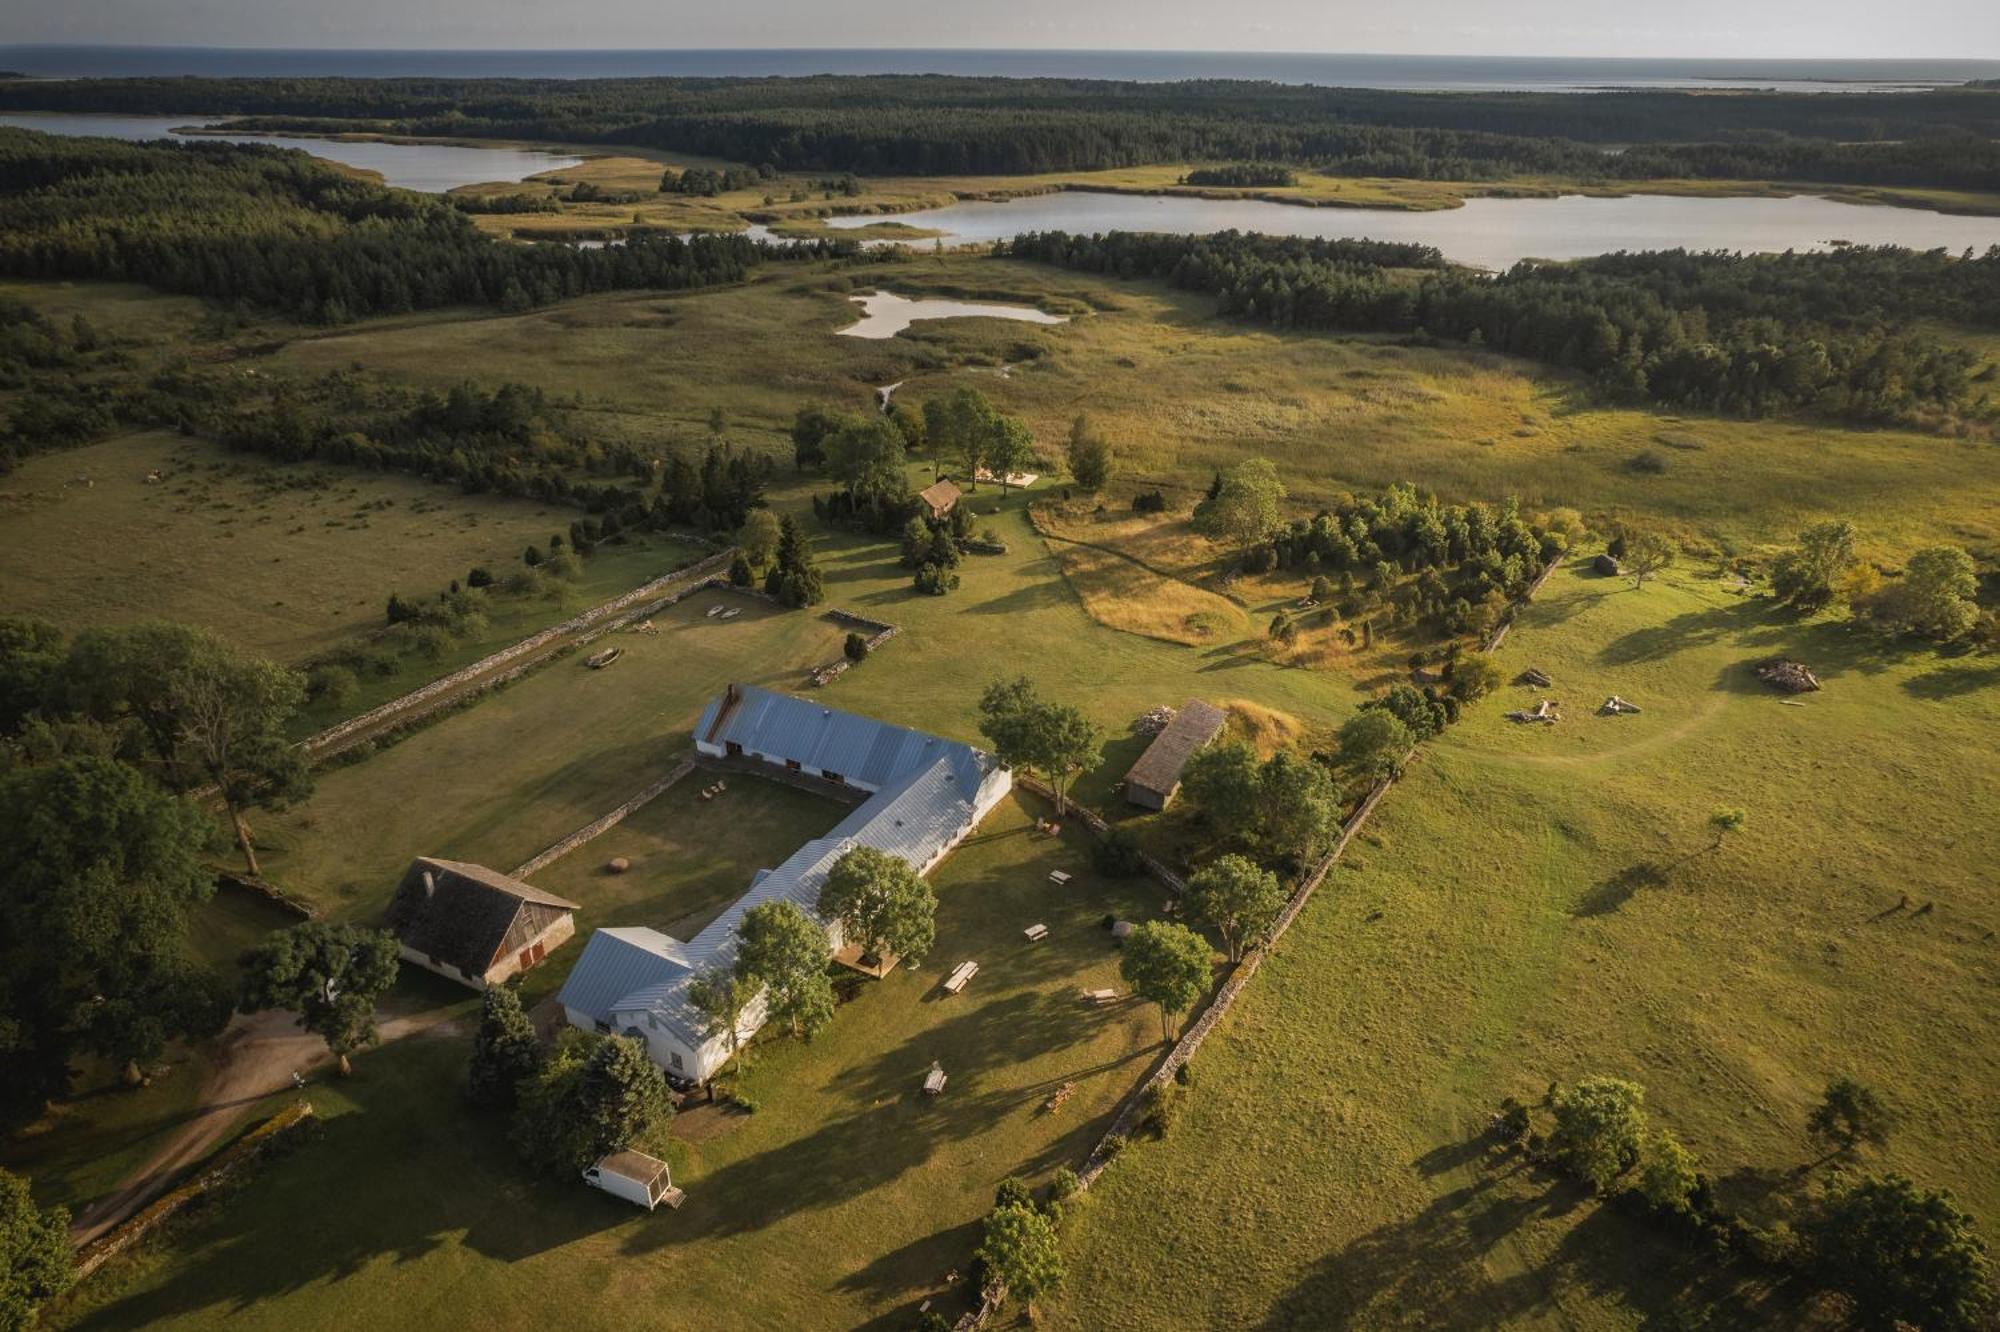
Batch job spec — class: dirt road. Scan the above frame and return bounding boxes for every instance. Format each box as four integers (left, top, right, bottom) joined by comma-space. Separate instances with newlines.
69, 1008, 462, 1247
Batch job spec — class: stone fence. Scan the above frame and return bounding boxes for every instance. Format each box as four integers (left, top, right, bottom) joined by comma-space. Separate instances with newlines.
74, 1100, 316, 1281
810, 609, 903, 687
510, 755, 696, 878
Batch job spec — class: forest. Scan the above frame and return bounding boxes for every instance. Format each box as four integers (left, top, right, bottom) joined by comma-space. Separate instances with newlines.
1005, 230, 2000, 423
6, 75, 2000, 187
0, 130, 854, 323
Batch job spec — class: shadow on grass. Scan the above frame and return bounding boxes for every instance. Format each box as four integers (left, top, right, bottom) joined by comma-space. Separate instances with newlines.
1572, 861, 1670, 918
1901, 659, 2000, 699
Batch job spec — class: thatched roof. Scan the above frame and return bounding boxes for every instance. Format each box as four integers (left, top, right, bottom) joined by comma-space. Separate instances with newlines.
1125, 699, 1228, 796
386, 857, 579, 977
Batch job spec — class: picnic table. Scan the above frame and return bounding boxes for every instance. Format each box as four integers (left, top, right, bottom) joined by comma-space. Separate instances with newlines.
943, 961, 980, 995
1082, 988, 1119, 1005
1048, 870, 1072, 886
1023, 923, 1049, 941
923, 1062, 947, 1095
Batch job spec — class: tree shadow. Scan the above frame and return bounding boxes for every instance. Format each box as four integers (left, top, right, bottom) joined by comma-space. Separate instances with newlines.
1901, 660, 2000, 700
1597, 601, 1766, 667
1571, 861, 1669, 918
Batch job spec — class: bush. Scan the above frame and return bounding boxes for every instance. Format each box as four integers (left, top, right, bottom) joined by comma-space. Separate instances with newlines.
994, 1175, 1034, 1210
844, 632, 869, 662
1243, 545, 1278, 574
1137, 1081, 1186, 1138
1047, 1167, 1081, 1209
1091, 827, 1146, 878
1131, 489, 1167, 514
306, 663, 359, 706
466, 566, 495, 589
913, 562, 960, 596
728, 554, 754, 586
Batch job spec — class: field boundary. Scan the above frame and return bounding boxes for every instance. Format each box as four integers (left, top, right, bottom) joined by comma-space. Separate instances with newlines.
510, 754, 697, 878
304, 549, 735, 762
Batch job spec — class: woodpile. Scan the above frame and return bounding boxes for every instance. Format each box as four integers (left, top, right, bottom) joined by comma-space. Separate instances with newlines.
1506, 698, 1560, 724
1757, 660, 1822, 693
1600, 695, 1642, 715
1134, 704, 1177, 736
1519, 668, 1553, 687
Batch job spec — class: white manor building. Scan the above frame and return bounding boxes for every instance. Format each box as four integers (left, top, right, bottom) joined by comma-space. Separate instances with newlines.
556, 684, 1012, 1084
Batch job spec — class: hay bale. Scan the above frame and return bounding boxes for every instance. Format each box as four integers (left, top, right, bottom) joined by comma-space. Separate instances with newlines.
606, 856, 631, 874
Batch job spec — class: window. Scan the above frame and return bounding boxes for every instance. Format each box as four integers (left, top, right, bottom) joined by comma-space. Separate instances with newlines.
822, 770, 844, 785
786, 758, 802, 771
670, 1052, 684, 1071
726, 741, 743, 756
594, 1019, 612, 1034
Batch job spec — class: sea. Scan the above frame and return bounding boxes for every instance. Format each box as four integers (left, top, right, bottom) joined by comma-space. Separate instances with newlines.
2, 46, 1997, 91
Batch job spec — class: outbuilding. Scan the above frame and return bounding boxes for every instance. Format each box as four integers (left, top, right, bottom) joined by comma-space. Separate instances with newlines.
386, 857, 580, 991
919, 477, 963, 521
1124, 699, 1228, 810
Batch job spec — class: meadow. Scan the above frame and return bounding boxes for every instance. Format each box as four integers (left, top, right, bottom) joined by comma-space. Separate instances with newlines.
1044, 562, 2000, 1329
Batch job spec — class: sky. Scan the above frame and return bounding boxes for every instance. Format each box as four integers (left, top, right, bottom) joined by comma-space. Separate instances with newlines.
8, 0, 1999, 60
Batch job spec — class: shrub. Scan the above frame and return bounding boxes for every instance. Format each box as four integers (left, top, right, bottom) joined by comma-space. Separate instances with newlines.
1627, 449, 1668, 475
1137, 1081, 1186, 1138
1243, 545, 1277, 574
466, 566, 495, 588
913, 562, 960, 596
1091, 827, 1146, 877
306, 663, 359, 706
1131, 489, 1167, 514
728, 554, 754, 586
1047, 1166, 1081, 1209
994, 1176, 1034, 1210
844, 632, 869, 661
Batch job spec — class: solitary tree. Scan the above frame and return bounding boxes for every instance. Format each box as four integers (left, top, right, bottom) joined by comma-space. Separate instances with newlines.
1807, 1172, 1995, 1332
734, 901, 835, 1041
1120, 921, 1213, 1042
1065, 415, 1114, 490
686, 966, 755, 1082
1549, 1076, 1649, 1192
818, 846, 937, 969
1772, 520, 1859, 613
512, 1033, 673, 1176
985, 415, 1034, 495
1184, 855, 1286, 963
1707, 806, 1747, 851
1447, 653, 1504, 703
1192, 457, 1286, 549
239, 923, 401, 1076
466, 985, 542, 1109
0, 1168, 72, 1332
1624, 532, 1675, 590
1861, 544, 1981, 641
1808, 1077, 1894, 1157
977, 1201, 1065, 1317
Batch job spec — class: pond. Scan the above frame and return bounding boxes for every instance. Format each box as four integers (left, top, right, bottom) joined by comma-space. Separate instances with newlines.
836, 290, 1070, 339
0, 112, 584, 192
826, 189, 2000, 270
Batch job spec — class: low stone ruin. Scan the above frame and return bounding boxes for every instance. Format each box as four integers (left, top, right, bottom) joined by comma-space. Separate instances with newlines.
1520, 668, 1553, 688
1600, 695, 1642, 715
1757, 660, 1822, 693
1507, 698, 1560, 724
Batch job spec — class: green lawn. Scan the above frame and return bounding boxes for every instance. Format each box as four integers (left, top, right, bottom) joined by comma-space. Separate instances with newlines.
517, 774, 851, 1004
0, 431, 692, 667
251, 584, 848, 916
1043, 563, 2000, 1330
51, 795, 1173, 1332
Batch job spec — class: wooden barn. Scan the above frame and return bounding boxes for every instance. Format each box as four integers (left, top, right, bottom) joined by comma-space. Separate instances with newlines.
386, 857, 580, 991
1124, 699, 1228, 810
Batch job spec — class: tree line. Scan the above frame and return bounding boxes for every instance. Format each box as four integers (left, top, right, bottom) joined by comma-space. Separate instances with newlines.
10, 74, 2000, 190
0, 129, 856, 323
1004, 230, 1998, 425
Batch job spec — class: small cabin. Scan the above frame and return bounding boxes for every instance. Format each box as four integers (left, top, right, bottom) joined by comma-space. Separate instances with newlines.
919, 477, 963, 521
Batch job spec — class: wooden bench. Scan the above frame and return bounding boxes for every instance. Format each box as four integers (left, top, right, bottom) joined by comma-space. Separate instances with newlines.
1047, 870, 1072, 886
1082, 988, 1119, 1005
943, 961, 979, 995
923, 1063, 947, 1095
1023, 923, 1049, 941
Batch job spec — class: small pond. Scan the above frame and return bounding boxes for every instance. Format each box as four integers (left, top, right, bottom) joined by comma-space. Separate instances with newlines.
837, 290, 1070, 339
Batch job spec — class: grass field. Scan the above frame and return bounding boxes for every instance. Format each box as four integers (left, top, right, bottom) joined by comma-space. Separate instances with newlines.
252, 585, 848, 914
1042, 562, 2000, 1330
0, 430, 693, 665
260, 258, 2000, 560
50, 794, 1173, 1332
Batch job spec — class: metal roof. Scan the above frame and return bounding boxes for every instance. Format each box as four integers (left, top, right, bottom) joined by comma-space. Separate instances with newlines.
576, 692, 1008, 1053
556, 926, 692, 1025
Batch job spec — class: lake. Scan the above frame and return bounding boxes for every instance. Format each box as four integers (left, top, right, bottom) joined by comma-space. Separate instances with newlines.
826, 190, 2000, 270
0, 113, 583, 192
837, 290, 1069, 339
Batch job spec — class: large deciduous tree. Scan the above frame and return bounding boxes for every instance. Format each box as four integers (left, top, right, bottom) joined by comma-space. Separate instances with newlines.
976, 1201, 1065, 1316
685, 965, 755, 1081
0, 754, 230, 1126
1333, 709, 1415, 781
1861, 544, 1980, 641
1807, 1172, 1994, 1332
1549, 1075, 1648, 1192
1192, 457, 1286, 549
512, 1032, 673, 1176
1119, 921, 1214, 1042
1771, 520, 1858, 613
977, 676, 1100, 814
734, 901, 834, 1041
168, 646, 313, 876
0, 615, 64, 734
238, 923, 400, 1076
818, 846, 937, 969
1184, 854, 1286, 963
1064, 414, 1114, 491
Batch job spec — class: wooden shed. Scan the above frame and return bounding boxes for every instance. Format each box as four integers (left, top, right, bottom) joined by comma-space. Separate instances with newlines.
918, 477, 963, 521
1124, 700, 1228, 810
386, 857, 580, 991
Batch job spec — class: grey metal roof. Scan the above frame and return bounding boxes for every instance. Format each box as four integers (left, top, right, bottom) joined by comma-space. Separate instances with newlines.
556, 926, 692, 1025
576, 692, 1008, 1054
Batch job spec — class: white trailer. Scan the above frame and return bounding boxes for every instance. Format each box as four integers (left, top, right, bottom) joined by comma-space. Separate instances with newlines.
583, 1150, 683, 1211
